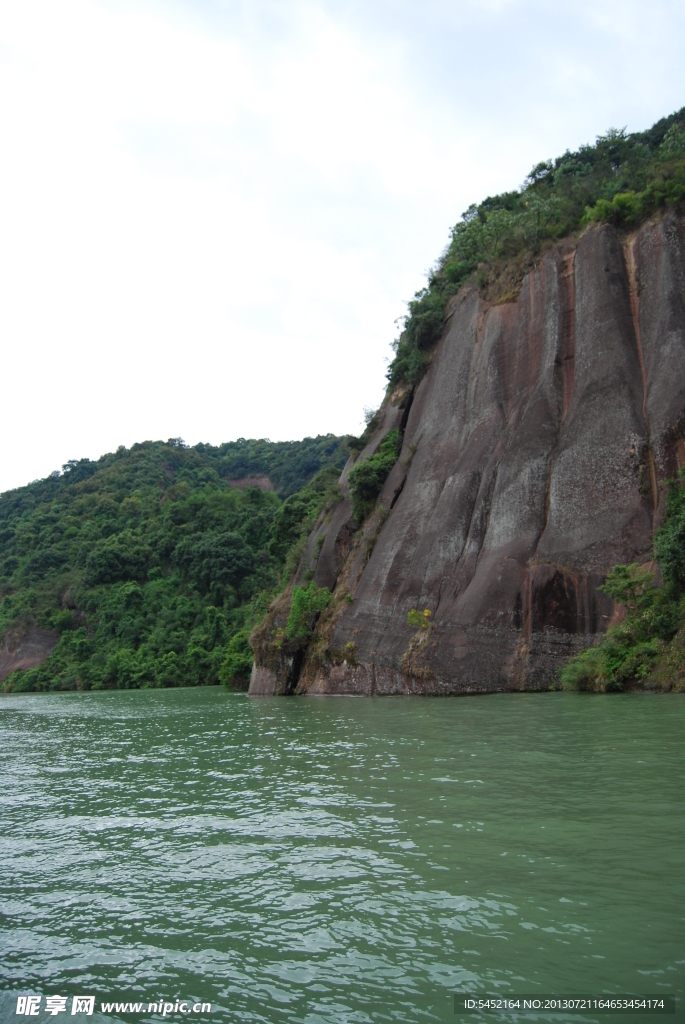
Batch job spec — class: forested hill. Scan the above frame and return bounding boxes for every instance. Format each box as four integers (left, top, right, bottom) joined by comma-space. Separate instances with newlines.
0, 435, 348, 693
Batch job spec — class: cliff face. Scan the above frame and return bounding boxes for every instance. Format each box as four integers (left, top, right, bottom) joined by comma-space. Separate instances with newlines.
250, 212, 685, 695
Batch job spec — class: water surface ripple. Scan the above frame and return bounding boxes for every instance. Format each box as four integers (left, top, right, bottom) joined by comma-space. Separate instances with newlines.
1, 690, 683, 1022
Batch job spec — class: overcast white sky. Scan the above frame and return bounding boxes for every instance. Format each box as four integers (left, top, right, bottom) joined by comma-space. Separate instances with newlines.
1, 0, 684, 492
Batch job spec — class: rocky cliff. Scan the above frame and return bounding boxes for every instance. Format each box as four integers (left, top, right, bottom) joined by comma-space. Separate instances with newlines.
250, 212, 685, 695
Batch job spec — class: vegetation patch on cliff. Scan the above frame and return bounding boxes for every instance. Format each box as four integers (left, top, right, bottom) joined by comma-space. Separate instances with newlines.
348, 430, 402, 525
562, 472, 685, 692
285, 582, 332, 643
388, 109, 685, 389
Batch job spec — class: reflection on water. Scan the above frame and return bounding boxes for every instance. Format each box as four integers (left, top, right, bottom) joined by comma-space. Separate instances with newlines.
0, 689, 683, 1022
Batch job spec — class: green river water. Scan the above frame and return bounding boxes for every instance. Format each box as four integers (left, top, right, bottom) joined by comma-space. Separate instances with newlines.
0, 689, 683, 1023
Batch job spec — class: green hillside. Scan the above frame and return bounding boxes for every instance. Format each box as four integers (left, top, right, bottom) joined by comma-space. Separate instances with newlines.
0, 436, 347, 693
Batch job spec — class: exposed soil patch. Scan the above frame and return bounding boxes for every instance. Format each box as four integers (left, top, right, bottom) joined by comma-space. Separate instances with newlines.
0, 624, 59, 683
225, 476, 274, 491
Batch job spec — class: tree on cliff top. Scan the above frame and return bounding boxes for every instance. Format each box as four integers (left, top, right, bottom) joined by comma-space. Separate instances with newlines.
387, 107, 685, 389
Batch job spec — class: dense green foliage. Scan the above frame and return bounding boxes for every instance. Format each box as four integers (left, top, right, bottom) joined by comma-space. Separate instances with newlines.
0, 437, 346, 693
388, 108, 685, 388
348, 430, 402, 525
219, 630, 255, 687
562, 473, 685, 692
285, 582, 333, 643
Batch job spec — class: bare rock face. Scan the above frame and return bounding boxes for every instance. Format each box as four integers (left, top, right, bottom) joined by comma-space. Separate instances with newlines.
250, 214, 685, 695
0, 624, 59, 683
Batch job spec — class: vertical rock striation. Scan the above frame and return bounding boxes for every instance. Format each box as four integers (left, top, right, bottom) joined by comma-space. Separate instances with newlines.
250, 214, 685, 695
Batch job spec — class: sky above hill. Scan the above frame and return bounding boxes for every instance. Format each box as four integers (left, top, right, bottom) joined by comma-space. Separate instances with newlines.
1, 0, 684, 492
